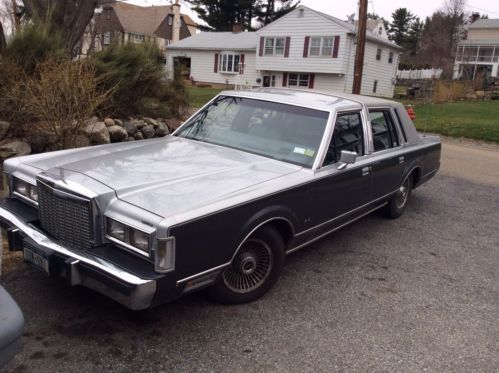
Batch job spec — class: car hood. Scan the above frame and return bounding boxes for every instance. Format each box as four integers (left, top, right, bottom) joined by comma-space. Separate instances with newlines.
27, 137, 301, 217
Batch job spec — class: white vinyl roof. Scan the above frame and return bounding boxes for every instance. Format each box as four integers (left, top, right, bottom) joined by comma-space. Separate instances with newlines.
167, 32, 257, 51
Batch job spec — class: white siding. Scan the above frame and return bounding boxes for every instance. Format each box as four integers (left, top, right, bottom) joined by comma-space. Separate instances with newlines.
256, 8, 349, 74
344, 35, 399, 97
467, 28, 499, 41
313, 74, 346, 93
165, 50, 260, 86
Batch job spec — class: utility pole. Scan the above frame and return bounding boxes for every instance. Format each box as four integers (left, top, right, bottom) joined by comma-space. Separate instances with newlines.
352, 0, 368, 94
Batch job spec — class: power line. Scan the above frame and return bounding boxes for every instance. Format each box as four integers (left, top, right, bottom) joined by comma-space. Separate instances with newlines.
465, 5, 499, 17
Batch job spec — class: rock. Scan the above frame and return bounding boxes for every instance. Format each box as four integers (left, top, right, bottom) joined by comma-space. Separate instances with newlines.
165, 118, 182, 132
104, 118, 115, 127
85, 121, 110, 144
108, 125, 128, 142
134, 131, 144, 140
85, 116, 99, 126
114, 119, 123, 127
0, 140, 31, 159
124, 121, 138, 136
136, 120, 146, 129
26, 132, 56, 153
142, 125, 155, 139
126, 137, 135, 141
155, 123, 169, 137
0, 121, 11, 140
143, 117, 158, 127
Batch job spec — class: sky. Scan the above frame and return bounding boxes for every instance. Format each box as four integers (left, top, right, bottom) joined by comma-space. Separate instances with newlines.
130, 0, 499, 25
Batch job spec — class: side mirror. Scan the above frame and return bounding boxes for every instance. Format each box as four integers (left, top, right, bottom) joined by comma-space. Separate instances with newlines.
337, 150, 357, 170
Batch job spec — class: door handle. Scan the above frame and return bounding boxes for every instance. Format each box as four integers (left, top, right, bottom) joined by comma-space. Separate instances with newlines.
362, 166, 370, 176
399, 156, 405, 164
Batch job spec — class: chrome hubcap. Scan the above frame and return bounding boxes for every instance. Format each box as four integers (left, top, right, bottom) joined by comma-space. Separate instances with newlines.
395, 179, 410, 209
223, 239, 273, 294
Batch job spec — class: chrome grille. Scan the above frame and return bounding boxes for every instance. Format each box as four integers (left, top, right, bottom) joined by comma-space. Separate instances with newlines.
37, 181, 93, 251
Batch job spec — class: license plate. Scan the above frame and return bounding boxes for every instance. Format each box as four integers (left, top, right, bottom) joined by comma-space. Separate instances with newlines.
23, 246, 50, 274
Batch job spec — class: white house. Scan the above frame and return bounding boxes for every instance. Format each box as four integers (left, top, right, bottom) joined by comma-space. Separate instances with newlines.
453, 18, 499, 80
166, 5, 402, 97
165, 31, 259, 87
256, 6, 402, 97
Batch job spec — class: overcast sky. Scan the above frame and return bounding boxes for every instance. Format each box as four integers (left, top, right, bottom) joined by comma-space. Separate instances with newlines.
131, 0, 499, 25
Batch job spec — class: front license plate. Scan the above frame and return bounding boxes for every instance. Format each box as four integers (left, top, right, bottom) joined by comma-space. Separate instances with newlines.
23, 246, 50, 274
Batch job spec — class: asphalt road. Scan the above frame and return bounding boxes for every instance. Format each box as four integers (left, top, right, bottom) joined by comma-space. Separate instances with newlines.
1, 139, 498, 372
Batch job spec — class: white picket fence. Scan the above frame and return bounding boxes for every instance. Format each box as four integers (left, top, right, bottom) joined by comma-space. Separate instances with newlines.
397, 68, 443, 80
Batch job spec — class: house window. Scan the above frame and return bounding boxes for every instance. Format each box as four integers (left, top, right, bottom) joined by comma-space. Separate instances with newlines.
373, 80, 378, 93
288, 73, 309, 87
130, 33, 145, 43
388, 52, 394, 64
309, 36, 334, 57
168, 15, 173, 26
378, 26, 382, 35
219, 52, 241, 73
376, 48, 382, 60
264, 37, 285, 56
103, 32, 111, 45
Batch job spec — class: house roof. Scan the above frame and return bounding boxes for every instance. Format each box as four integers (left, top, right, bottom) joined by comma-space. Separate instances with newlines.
167, 32, 257, 51
469, 19, 499, 29
309, 7, 403, 50
110, 2, 196, 36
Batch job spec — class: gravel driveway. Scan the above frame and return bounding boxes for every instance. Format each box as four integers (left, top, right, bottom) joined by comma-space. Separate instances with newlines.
1, 138, 498, 372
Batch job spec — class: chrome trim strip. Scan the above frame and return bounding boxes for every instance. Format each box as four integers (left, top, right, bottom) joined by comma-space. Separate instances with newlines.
295, 189, 398, 237
177, 262, 230, 285
12, 191, 39, 208
105, 235, 151, 258
0, 206, 151, 286
286, 203, 387, 255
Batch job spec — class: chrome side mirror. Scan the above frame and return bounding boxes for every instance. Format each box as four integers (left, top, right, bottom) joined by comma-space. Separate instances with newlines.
337, 150, 357, 170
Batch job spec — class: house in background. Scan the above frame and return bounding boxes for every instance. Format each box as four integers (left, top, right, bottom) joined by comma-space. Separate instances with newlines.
79, 0, 197, 57
453, 18, 499, 80
166, 5, 402, 97
165, 29, 258, 86
256, 6, 402, 97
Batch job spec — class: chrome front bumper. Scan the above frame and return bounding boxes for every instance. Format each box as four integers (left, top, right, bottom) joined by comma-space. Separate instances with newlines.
0, 203, 157, 310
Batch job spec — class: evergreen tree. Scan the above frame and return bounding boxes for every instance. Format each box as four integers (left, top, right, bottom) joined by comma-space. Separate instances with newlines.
404, 17, 424, 56
389, 8, 415, 46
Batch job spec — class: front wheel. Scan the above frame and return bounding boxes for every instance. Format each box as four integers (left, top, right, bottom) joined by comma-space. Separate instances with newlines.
209, 226, 285, 304
383, 175, 412, 219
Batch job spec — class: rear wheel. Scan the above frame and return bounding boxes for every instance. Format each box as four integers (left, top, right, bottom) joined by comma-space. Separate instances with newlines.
383, 175, 412, 219
209, 226, 285, 304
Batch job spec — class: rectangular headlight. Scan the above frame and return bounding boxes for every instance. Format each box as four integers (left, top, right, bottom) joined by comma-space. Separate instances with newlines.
13, 178, 38, 203
107, 218, 126, 241
106, 217, 152, 255
155, 237, 175, 273
130, 229, 150, 253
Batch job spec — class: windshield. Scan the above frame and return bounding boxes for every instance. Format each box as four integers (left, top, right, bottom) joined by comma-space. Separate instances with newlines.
175, 96, 329, 168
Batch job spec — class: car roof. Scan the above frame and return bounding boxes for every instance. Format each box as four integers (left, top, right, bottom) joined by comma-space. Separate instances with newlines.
221, 88, 396, 112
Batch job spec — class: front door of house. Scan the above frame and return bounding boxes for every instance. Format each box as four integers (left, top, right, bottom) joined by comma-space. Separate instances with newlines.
262, 75, 276, 87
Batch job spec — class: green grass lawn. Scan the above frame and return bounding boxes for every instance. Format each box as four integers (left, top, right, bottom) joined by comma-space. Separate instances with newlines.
187, 86, 224, 108
412, 101, 499, 144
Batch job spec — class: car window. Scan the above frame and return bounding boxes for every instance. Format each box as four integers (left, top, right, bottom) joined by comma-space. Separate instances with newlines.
324, 112, 364, 166
369, 110, 400, 151
393, 108, 408, 143
176, 96, 329, 168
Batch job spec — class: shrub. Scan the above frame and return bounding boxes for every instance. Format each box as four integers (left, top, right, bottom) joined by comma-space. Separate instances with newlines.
20, 59, 113, 150
91, 41, 187, 117
433, 81, 468, 103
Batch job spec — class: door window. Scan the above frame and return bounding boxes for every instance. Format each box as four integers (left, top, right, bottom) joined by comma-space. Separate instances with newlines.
324, 112, 364, 166
369, 110, 400, 151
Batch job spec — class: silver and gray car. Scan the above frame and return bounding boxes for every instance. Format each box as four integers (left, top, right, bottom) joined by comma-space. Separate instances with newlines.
0, 89, 440, 309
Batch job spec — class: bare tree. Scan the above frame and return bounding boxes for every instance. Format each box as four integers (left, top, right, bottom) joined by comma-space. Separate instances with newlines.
22, 0, 99, 56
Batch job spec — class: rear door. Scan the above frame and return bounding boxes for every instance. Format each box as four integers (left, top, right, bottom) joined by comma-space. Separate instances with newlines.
368, 108, 406, 199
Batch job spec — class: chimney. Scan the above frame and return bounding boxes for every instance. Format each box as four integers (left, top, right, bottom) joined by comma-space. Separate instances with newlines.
232, 23, 242, 33
471, 12, 480, 23
172, 0, 180, 43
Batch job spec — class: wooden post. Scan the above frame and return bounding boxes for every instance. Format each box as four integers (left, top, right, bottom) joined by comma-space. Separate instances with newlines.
352, 0, 368, 94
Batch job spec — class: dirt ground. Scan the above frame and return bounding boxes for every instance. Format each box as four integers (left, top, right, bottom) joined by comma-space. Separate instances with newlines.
1, 137, 498, 372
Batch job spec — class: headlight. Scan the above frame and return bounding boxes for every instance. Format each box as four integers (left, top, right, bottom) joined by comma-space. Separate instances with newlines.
106, 218, 151, 255
14, 178, 38, 203
107, 218, 126, 241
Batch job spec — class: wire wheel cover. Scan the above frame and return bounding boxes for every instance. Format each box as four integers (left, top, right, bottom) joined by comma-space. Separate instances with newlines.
395, 178, 410, 209
223, 238, 273, 294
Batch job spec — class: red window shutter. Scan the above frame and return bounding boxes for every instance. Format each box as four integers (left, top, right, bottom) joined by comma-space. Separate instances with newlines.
308, 73, 315, 89
284, 37, 291, 57
332, 36, 340, 58
303, 36, 310, 57
214, 53, 218, 73
282, 72, 288, 87
259, 37, 264, 56
240, 54, 245, 74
